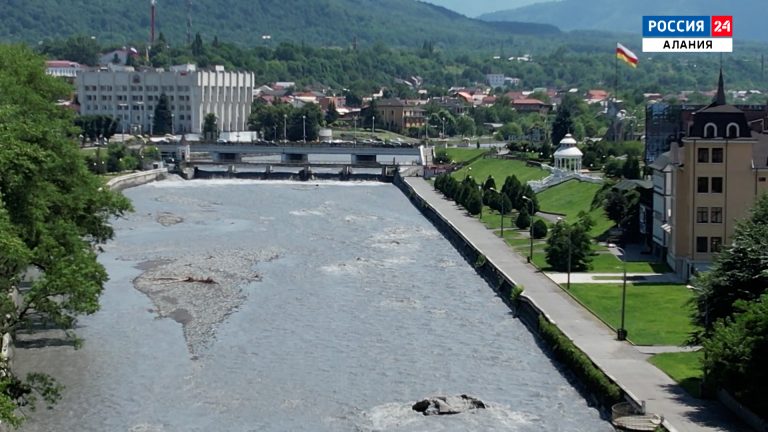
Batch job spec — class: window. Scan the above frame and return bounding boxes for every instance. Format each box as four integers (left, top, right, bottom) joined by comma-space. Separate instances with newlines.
696, 237, 708, 253
727, 123, 739, 138
697, 148, 709, 163
712, 148, 724, 163
696, 207, 708, 223
712, 177, 723, 193
697, 177, 709, 193
711, 207, 723, 223
760, 177, 767, 182
704, 123, 717, 138
711, 237, 723, 253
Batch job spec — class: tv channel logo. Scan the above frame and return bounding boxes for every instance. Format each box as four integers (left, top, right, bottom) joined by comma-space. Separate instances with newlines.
642, 15, 733, 53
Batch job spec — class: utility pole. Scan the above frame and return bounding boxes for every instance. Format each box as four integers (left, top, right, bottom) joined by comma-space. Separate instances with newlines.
186, 0, 192, 45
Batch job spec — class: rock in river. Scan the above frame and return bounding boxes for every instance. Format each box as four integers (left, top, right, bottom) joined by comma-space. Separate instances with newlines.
412, 395, 486, 415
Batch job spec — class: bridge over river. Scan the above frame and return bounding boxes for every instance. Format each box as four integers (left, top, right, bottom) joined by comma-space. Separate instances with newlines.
155, 141, 429, 165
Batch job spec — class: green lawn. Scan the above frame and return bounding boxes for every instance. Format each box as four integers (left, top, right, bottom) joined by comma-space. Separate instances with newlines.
568, 283, 698, 346
443, 148, 488, 163
649, 352, 703, 398
452, 159, 547, 185
536, 180, 614, 237
588, 253, 671, 273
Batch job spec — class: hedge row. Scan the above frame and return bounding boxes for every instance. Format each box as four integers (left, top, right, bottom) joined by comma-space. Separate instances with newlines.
537, 316, 623, 406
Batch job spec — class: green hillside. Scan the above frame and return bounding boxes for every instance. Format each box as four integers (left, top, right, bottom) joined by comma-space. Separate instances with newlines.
0, 0, 559, 49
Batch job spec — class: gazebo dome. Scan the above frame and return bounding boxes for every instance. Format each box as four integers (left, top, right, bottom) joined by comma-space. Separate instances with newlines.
553, 134, 583, 173
554, 146, 583, 157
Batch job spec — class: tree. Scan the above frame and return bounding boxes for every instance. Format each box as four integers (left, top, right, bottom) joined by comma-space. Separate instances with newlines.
74, 115, 119, 145
466, 189, 483, 216
433, 150, 451, 164
516, 207, 531, 230
692, 194, 768, 335
325, 101, 339, 124
482, 175, 496, 191
501, 175, 522, 210
622, 155, 642, 179
455, 115, 475, 137
191, 32, 205, 56
545, 220, 592, 272
0, 45, 131, 425
551, 104, 574, 149
203, 113, 219, 140
701, 293, 768, 413
532, 219, 548, 239
152, 93, 173, 135
520, 184, 539, 213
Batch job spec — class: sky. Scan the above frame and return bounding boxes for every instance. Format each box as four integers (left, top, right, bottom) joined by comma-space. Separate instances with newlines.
423, 0, 549, 18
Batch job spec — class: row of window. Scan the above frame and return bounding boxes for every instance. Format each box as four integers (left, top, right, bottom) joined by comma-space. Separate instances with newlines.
696, 236, 722, 254
86, 104, 193, 112
697, 177, 723, 193
83, 85, 192, 92
696, 207, 723, 224
697, 148, 724, 163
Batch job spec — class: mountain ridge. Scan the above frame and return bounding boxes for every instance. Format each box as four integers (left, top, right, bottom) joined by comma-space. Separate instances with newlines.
479, 0, 768, 43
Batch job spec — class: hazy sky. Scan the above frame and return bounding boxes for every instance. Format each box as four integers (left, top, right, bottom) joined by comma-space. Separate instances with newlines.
423, 0, 548, 18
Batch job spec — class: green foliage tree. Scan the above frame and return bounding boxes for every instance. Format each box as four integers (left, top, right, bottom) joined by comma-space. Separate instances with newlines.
203, 113, 219, 141
701, 293, 768, 413
516, 207, 531, 230
551, 105, 574, 150
501, 175, 522, 210
532, 219, 548, 239
38, 35, 101, 66
693, 194, 768, 335
455, 115, 475, 137
482, 175, 496, 191
520, 184, 539, 213
74, 115, 119, 145
325, 101, 339, 124
622, 155, 642, 179
466, 189, 483, 216
0, 45, 131, 425
433, 150, 451, 165
545, 220, 592, 272
603, 157, 624, 178
152, 93, 173, 135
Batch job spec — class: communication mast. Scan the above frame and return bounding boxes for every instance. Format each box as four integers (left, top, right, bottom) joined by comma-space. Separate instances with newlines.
187, 0, 193, 45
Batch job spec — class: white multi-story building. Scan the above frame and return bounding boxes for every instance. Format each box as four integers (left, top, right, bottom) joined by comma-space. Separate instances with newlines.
76, 64, 255, 134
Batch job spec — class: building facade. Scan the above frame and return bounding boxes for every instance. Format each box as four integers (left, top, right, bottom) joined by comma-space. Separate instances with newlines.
654, 72, 768, 279
374, 99, 426, 133
45, 60, 84, 79
76, 64, 255, 134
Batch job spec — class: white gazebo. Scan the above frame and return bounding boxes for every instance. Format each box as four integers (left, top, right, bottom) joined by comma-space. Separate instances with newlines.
553, 134, 583, 173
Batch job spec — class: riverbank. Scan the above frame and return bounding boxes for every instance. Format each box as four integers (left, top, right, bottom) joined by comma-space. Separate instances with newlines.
395, 174, 744, 432
106, 168, 169, 191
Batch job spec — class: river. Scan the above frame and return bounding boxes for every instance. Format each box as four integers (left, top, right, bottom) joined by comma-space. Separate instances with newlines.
16, 179, 612, 431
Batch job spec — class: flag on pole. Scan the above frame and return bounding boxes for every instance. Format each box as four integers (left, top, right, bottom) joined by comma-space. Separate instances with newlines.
616, 43, 638, 68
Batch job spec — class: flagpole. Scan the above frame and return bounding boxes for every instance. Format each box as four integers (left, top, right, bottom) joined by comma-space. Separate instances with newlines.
615, 43, 619, 143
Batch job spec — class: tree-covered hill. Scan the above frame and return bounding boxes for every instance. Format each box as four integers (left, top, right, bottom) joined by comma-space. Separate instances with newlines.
0, 0, 559, 50
479, 0, 768, 44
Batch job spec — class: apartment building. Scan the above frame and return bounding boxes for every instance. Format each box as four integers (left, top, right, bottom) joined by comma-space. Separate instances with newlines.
652, 72, 768, 279
374, 99, 426, 133
76, 64, 255, 134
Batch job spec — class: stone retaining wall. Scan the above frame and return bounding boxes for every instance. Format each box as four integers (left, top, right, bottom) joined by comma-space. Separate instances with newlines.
106, 168, 168, 191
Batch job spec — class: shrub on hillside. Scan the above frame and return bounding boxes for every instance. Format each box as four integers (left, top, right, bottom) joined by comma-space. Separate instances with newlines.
532, 219, 548, 239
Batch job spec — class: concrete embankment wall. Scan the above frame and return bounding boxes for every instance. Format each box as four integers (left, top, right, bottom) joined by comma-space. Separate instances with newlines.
393, 174, 631, 414
106, 168, 169, 191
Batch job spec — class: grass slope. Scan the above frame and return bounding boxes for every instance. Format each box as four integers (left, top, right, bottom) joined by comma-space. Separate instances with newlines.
444, 148, 488, 163
568, 283, 697, 346
452, 159, 547, 184
536, 180, 613, 237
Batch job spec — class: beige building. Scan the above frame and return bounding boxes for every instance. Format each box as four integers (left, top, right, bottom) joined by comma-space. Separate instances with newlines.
374, 99, 426, 133
652, 72, 768, 279
76, 64, 255, 135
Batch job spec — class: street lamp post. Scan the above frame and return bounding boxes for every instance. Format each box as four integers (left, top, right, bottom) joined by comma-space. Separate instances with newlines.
610, 244, 629, 340
491, 188, 504, 238
372, 115, 375, 134
558, 217, 572, 290
441, 117, 446, 138
171, 113, 175, 135
149, 113, 154, 137
353, 116, 358, 145
522, 195, 534, 263
465, 166, 472, 180
302, 115, 306, 143
283, 113, 287, 143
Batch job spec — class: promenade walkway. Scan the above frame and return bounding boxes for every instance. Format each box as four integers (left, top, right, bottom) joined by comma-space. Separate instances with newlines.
404, 177, 746, 432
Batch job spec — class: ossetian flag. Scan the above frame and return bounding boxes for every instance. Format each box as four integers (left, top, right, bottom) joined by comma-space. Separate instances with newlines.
616, 43, 638, 68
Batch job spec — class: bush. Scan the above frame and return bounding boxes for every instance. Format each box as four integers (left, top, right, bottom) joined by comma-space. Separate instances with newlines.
510, 284, 524, 301
516, 208, 531, 230
532, 219, 548, 239
474, 254, 487, 268
433, 150, 451, 164
538, 316, 623, 406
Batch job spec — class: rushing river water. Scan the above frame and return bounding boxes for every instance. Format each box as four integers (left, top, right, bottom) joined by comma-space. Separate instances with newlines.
16, 179, 612, 432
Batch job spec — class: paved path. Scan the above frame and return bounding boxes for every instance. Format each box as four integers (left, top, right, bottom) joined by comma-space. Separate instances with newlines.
404, 177, 746, 432
636, 346, 702, 355
546, 272, 683, 284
